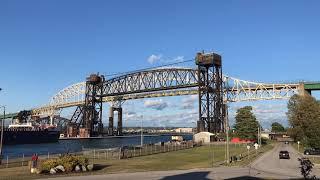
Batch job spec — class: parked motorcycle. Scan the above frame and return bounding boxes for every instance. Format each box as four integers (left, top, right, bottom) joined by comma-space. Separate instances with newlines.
298, 157, 317, 179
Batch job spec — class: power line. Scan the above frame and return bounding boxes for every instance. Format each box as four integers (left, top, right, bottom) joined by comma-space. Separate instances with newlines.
104, 58, 194, 77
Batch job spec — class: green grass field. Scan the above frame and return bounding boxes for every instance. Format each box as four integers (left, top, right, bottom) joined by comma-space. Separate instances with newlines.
0, 143, 273, 180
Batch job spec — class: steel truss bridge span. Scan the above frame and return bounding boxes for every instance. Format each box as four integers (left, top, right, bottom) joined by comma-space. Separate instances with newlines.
32, 67, 299, 116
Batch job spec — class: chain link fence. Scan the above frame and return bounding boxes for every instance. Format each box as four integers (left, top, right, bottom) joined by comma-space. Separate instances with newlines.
0, 140, 198, 169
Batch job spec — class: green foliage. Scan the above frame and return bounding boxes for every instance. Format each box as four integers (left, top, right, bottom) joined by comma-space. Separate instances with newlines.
287, 94, 320, 148
41, 159, 59, 172
77, 156, 89, 166
271, 122, 285, 133
234, 106, 260, 140
60, 155, 77, 172
40, 154, 89, 173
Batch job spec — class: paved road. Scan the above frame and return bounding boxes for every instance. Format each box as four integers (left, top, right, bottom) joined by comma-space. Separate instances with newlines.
250, 142, 303, 179
39, 143, 318, 180
38, 167, 271, 180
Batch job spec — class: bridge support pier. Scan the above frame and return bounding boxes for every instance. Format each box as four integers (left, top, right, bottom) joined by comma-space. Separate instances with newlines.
197, 120, 206, 132
116, 107, 123, 136
298, 83, 312, 96
108, 102, 124, 136
108, 107, 114, 136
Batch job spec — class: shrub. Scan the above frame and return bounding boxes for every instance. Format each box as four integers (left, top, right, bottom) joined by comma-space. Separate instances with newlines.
40, 154, 89, 173
77, 156, 89, 166
41, 159, 59, 172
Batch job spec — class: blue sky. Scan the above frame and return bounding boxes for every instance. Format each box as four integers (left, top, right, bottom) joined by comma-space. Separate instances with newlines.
1, 0, 320, 128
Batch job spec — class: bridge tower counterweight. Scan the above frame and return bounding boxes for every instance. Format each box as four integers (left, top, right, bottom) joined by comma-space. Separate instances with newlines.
196, 52, 224, 133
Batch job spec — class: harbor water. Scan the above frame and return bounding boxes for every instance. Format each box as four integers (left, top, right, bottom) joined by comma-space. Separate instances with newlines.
2, 134, 193, 158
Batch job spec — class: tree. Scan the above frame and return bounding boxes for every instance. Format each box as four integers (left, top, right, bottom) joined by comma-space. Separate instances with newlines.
234, 106, 260, 140
271, 122, 285, 133
287, 94, 320, 147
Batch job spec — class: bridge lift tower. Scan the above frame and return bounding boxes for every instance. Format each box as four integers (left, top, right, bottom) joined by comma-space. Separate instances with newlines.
82, 74, 105, 137
196, 52, 224, 134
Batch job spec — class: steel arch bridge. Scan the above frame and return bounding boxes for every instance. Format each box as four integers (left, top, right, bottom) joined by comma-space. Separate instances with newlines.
28, 50, 304, 137
32, 67, 299, 117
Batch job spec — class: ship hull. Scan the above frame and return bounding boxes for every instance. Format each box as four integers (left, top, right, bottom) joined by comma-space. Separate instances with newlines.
1, 129, 60, 145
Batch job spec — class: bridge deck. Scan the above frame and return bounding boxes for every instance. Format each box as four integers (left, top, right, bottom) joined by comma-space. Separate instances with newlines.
0, 113, 18, 119
305, 83, 320, 90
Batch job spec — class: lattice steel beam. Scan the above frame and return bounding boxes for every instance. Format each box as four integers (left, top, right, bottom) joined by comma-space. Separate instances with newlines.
101, 68, 198, 97
31, 68, 300, 117
224, 76, 299, 102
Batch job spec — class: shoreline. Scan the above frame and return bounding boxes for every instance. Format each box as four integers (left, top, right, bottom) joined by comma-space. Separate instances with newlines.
3, 134, 193, 159
59, 133, 193, 140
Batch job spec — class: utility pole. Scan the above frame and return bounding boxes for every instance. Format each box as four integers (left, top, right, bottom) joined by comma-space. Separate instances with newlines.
0, 88, 4, 165
225, 103, 230, 164
140, 115, 143, 147
257, 126, 260, 146
257, 119, 261, 147
0, 105, 5, 165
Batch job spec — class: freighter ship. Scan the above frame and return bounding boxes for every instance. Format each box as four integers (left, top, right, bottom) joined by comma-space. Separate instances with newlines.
0, 111, 60, 145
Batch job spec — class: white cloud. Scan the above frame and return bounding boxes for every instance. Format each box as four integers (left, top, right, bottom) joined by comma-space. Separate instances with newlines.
122, 98, 289, 128
172, 56, 184, 62
125, 111, 137, 118
181, 95, 197, 109
147, 54, 162, 64
142, 110, 198, 127
229, 103, 288, 129
147, 54, 184, 64
144, 99, 168, 110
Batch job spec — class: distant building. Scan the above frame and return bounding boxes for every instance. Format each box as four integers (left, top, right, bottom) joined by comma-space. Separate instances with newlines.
158, 129, 172, 133
260, 131, 293, 142
171, 136, 184, 142
194, 132, 215, 144
174, 128, 193, 133
261, 131, 271, 139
